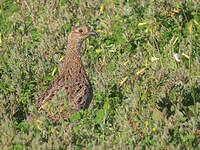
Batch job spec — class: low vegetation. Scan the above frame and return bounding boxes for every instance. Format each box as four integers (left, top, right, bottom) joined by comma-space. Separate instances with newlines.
0, 0, 200, 149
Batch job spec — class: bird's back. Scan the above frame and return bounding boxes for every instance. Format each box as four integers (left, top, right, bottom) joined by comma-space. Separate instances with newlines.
35, 57, 93, 112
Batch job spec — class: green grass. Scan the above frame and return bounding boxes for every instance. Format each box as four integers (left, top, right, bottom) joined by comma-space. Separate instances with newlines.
0, 0, 200, 149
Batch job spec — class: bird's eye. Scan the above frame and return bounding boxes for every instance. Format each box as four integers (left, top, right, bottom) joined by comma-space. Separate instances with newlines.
79, 29, 83, 33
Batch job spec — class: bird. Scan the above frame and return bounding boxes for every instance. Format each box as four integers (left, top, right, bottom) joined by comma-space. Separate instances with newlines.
35, 26, 96, 121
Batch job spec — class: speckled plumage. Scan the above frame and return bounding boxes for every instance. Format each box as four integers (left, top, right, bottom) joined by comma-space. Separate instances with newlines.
35, 26, 96, 121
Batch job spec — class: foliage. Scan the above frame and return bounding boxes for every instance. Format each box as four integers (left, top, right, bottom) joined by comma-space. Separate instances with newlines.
0, 0, 200, 149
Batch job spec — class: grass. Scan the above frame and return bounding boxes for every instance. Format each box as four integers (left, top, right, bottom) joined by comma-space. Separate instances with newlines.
0, 0, 200, 149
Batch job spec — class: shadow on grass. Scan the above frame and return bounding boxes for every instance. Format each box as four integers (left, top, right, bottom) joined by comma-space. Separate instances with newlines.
157, 84, 200, 118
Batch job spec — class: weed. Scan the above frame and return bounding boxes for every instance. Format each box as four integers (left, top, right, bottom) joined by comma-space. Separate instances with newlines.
0, 0, 200, 149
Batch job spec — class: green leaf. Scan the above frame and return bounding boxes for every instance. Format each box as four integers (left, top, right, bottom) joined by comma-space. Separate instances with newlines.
103, 102, 110, 110
93, 109, 105, 124
152, 109, 164, 121
69, 112, 81, 122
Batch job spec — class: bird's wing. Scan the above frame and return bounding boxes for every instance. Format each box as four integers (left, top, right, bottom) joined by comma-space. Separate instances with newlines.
35, 73, 67, 110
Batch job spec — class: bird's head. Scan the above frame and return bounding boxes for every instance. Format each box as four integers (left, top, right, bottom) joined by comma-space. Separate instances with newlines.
67, 26, 97, 58
70, 26, 97, 43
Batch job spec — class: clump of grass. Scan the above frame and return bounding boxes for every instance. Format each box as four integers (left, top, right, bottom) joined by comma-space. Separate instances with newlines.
0, 0, 200, 149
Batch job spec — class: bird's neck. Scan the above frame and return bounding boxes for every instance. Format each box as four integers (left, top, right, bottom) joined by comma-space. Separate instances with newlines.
66, 34, 82, 60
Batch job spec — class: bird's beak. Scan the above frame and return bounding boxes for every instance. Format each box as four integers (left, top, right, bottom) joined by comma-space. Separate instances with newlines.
89, 31, 97, 36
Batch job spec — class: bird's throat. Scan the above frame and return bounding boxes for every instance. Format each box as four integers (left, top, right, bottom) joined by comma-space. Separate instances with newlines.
67, 40, 82, 60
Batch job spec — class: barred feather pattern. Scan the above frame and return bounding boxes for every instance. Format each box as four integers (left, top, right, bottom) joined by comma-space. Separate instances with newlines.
35, 26, 95, 120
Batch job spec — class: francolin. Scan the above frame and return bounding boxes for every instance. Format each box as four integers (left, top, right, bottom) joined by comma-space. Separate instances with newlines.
35, 26, 96, 121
